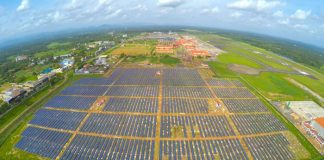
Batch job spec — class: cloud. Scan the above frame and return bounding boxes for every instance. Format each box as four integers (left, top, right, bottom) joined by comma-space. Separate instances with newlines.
228, 0, 282, 12
273, 10, 283, 17
200, 7, 219, 14
17, 0, 30, 12
158, 0, 186, 8
105, 9, 122, 19
130, 4, 148, 11
278, 18, 289, 25
231, 12, 242, 18
293, 24, 309, 30
291, 9, 311, 20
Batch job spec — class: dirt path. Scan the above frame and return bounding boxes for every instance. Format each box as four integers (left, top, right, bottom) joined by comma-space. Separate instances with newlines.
286, 78, 324, 103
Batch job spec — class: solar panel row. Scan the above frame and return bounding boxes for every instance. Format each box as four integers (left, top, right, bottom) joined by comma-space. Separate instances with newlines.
161, 115, 235, 138
61, 135, 155, 160
222, 99, 269, 113
16, 127, 71, 159
74, 77, 115, 85
105, 86, 159, 97
163, 87, 213, 98
212, 88, 256, 98
45, 95, 97, 110
160, 139, 248, 160
81, 114, 157, 137
103, 98, 158, 113
231, 114, 287, 135
162, 98, 209, 113
30, 109, 87, 130
61, 86, 108, 96
244, 134, 294, 160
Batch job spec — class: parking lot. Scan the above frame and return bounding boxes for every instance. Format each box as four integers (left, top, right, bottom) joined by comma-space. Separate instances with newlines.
16, 67, 295, 160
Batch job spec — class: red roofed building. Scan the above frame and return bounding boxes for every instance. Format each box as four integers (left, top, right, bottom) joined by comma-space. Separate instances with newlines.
156, 40, 175, 54
311, 117, 324, 138
175, 38, 210, 57
156, 45, 174, 54
191, 50, 210, 57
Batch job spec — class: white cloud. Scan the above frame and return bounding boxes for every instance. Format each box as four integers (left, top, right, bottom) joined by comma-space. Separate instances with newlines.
291, 9, 311, 20
105, 9, 122, 19
17, 0, 30, 12
228, 0, 254, 10
293, 24, 309, 30
256, 0, 281, 10
228, 0, 282, 12
158, 0, 186, 8
278, 18, 289, 25
130, 4, 148, 11
273, 10, 283, 17
231, 12, 242, 18
200, 7, 219, 14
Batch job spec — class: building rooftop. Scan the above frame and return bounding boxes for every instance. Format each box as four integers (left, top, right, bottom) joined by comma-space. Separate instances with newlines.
287, 101, 324, 121
314, 117, 324, 127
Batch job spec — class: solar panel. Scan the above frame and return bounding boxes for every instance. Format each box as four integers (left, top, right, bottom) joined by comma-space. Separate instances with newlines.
104, 98, 158, 113
61, 135, 155, 160
60, 86, 108, 96
30, 109, 87, 130
16, 127, 71, 159
81, 114, 156, 137
105, 86, 159, 97
74, 77, 115, 85
45, 95, 97, 110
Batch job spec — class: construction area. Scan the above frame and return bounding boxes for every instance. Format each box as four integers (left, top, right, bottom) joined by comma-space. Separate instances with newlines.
273, 101, 324, 153
15, 67, 309, 160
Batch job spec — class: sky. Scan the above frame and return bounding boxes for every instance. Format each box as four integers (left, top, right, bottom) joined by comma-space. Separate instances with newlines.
0, 0, 324, 47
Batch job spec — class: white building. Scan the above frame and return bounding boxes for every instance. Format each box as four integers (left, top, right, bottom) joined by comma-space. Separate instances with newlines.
16, 55, 28, 62
311, 117, 324, 138
95, 55, 108, 66
286, 101, 324, 121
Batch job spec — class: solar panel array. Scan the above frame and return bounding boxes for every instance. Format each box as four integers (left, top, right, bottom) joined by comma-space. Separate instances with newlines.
45, 95, 97, 110
161, 115, 235, 138
160, 139, 248, 160
103, 98, 158, 113
16, 68, 295, 160
16, 127, 72, 159
81, 114, 156, 137
30, 109, 87, 131
61, 135, 155, 160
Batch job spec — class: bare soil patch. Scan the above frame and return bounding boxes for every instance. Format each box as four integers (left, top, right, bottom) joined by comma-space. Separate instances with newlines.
228, 64, 260, 75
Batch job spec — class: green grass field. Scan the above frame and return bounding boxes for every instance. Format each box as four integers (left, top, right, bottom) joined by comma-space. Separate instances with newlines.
289, 74, 324, 97
47, 42, 71, 49
125, 55, 180, 66
241, 73, 312, 100
14, 64, 52, 83
233, 43, 295, 71
111, 44, 153, 55
35, 50, 70, 58
208, 61, 237, 77
217, 51, 263, 69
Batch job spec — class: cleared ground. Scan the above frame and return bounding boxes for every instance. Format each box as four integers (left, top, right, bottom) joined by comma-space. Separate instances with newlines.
111, 44, 153, 56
